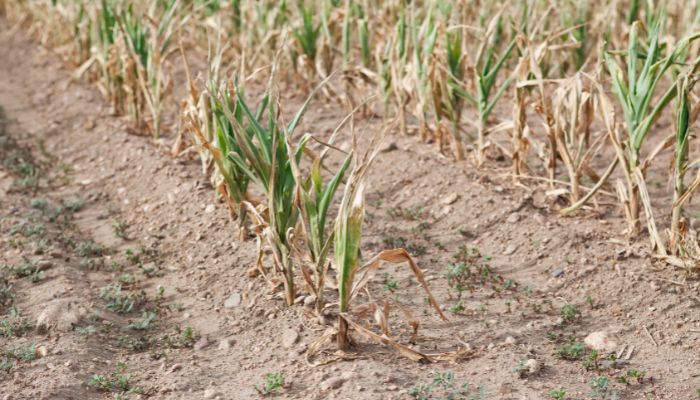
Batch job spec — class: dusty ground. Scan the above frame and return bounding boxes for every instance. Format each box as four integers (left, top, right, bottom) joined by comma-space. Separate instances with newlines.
2, 17, 700, 400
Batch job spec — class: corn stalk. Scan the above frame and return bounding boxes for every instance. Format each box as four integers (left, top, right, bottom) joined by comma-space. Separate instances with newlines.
605, 16, 700, 236
670, 75, 700, 254
286, 124, 353, 313
334, 135, 447, 350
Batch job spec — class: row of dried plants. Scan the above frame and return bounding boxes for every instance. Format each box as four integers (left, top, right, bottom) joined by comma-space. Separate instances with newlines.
7, 0, 700, 356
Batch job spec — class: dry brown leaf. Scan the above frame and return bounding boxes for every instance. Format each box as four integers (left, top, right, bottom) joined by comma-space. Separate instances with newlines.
349, 248, 448, 321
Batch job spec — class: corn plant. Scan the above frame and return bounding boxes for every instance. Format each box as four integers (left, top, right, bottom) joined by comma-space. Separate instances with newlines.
511, 56, 529, 179
377, 41, 393, 120
334, 138, 447, 351
181, 50, 253, 236
118, 0, 180, 138
340, 0, 351, 63
468, 13, 518, 166
627, 0, 640, 25
93, 0, 124, 113
604, 16, 700, 236
286, 133, 352, 314
389, 4, 410, 135
317, 0, 336, 76
552, 74, 604, 205
669, 76, 700, 254
409, 2, 438, 142
218, 75, 333, 305
71, 3, 92, 65
561, 0, 589, 71
356, 3, 371, 68
293, 2, 321, 76
430, 24, 468, 161
208, 81, 252, 210
226, 91, 302, 306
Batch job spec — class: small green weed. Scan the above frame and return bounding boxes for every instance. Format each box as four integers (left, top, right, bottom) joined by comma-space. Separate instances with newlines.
554, 343, 584, 360
100, 281, 144, 314
590, 376, 617, 399
128, 311, 157, 331
583, 349, 600, 371
408, 371, 485, 400
549, 388, 567, 400
78, 240, 104, 257
88, 362, 142, 395
0, 307, 33, 337
449, 301, 465, 315
6, 344, 37, 362
256, 371, 285, 394
560, 304, 581, 323
112, 217, 128, 239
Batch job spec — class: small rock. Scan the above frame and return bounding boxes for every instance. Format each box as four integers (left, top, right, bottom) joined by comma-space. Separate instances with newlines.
194, 336, 211, 351
533, 213, 546, 225
442, 193, 459, 205
504, 244, 517, 255
35, 345, 48, 358
246, 267, 259, 278
36, 300, 81, 332
321, 377, 346, 390
203, 388, 222, 399
525, 359, 541, 374
168, 364, 183, 374
584, 331, 618, 352
551, 269, 564, 278
381, 141, 398, 153
282, 329, 299, 348
49, 249, 63, 258
142, 262, 157, 272
224, 292, 242, 308
204, 204, 216, 213
36, 260, 53, 271
498, 383, 514, 395
504, 336, 517, 346
506, 213, 520, 224
218, 339, 232, 351
303, 295, 317, 307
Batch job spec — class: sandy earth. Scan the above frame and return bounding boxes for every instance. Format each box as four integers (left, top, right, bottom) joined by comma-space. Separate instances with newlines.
2, 17, 700, 400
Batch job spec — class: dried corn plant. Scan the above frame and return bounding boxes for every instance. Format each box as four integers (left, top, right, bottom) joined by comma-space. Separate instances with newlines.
668, 75, 700, 259
116, 0, 181, 137
466, 11, 518, 166
286, 121, 353, 314
551, 73, 606, 205
604, 15, 700, 240
220, 84, 308, 306
429, 18, 468, 161
331, 133, 448, 359
510, 56, 529, 179
408, 1, 438, 142
179, 42, 253, 237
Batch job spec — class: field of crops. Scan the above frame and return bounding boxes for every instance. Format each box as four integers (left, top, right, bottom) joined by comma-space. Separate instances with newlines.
3, 0, 700, 399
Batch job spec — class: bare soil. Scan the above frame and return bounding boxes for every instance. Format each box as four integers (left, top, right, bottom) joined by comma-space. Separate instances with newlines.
2, 18, 700, 400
